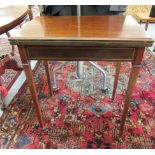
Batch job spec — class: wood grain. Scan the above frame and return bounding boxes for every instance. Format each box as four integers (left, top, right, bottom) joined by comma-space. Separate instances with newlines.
10, 15, 153, 46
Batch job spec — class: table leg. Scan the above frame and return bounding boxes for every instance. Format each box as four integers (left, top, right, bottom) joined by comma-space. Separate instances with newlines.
18, 46, 43, 127
44, 61, 53, 96
112, 62, 121, 100
11, 44, 15, 56
23, 63, 43, 126
119, 64, 141, 137
139, 19, 142, 24
145, 21, 149, 31
119, 47, 145, 137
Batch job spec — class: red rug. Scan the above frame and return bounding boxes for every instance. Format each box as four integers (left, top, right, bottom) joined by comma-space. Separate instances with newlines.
0, 49, 155, 149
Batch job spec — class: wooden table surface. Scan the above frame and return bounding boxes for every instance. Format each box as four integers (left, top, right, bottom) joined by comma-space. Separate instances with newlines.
9, 15, 154, 137
137, 13, 155, 30
0, 5, 29, 34
10, 15, 152, 44
137, 13, 155, 21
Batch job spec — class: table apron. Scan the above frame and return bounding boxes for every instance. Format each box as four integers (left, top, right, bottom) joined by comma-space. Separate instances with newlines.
26, 46, 135, 61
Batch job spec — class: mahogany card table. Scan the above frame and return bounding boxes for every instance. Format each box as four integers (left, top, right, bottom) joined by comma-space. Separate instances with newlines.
9, 15, 153, 137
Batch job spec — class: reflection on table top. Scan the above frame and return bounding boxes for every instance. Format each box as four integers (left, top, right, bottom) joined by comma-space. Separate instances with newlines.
10, 15, 153, 44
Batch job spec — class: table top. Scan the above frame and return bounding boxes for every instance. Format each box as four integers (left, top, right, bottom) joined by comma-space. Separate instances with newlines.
9, 15, 153, 47
0, 5, 29, 34
137, 13, 155, 21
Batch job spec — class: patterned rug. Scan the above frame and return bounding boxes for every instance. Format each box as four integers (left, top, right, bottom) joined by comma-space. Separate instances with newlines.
0, 49, 155, 149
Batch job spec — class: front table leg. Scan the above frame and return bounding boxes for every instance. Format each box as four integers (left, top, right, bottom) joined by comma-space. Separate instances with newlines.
119, 47, 145, 137
119, 64, 141, 137
18, 46, 43, 127
145, 21, 149, 31
112, 62, 121, 100
23, 63, 43, 126
44, 61, 53, 96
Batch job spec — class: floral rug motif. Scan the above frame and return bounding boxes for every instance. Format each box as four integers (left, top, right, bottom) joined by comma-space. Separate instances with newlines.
0, 49, 155, 149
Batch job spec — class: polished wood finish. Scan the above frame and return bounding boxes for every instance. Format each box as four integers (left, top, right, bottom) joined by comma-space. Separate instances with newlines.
9, 16, 153, 137
26, 46, 135, 61
138, 13, 155, 30
0, 5, 29, 34
18, 45, 43, 127
44, 61, 53, 96
138, 13, 155, 21
119, 47, 145, 137
10, 16, 153, 46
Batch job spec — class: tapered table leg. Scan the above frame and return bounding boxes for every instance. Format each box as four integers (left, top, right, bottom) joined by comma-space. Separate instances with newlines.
18, 46, 43, 127
112, 62, 121, 100
11, 44, 15, 56
44, 61, 53, 96
145, 21, 149, 31
23, 63, 43, 127
139, 19, 142, 24
119, 65, 140, 137
119, 47, 145, 137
